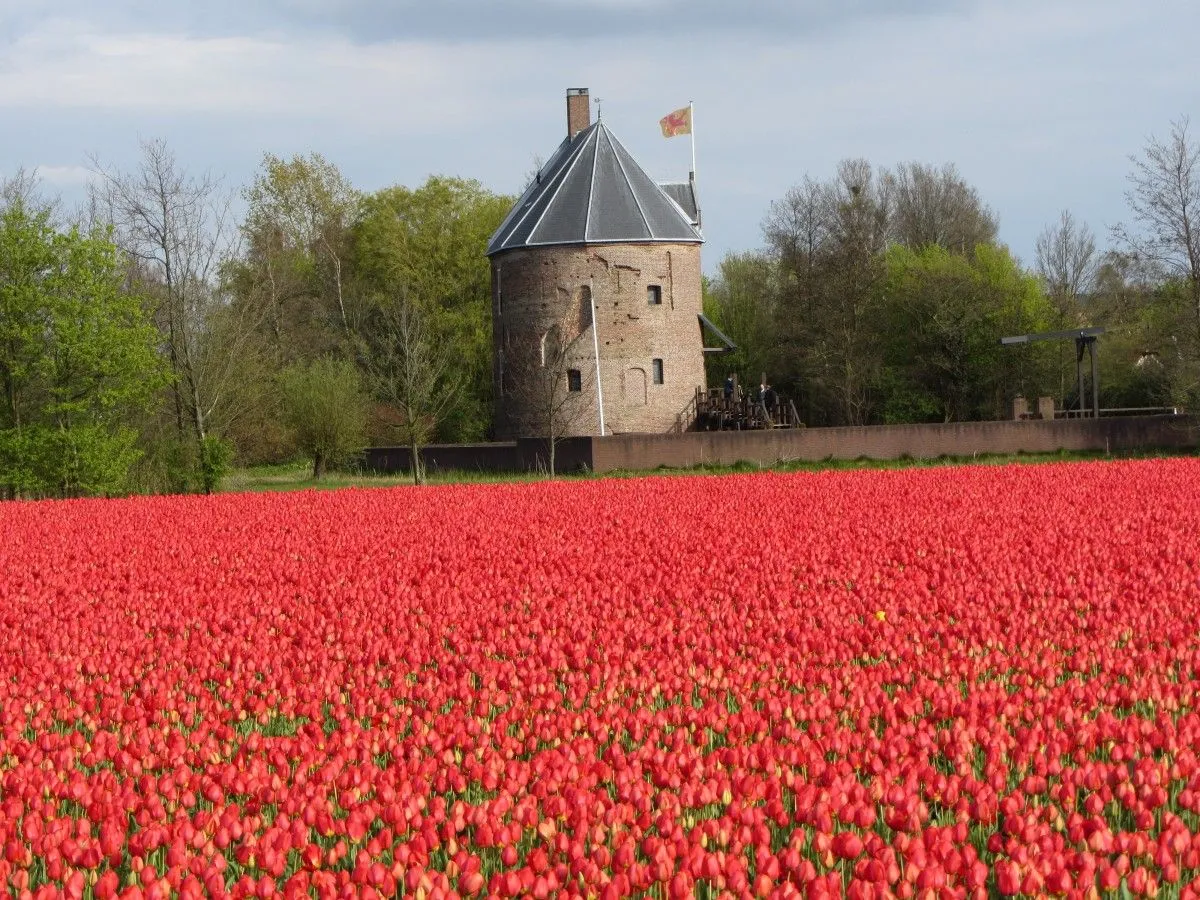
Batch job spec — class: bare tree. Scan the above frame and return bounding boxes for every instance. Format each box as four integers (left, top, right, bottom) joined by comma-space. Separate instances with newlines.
1112, 117, 1200, 336
508, 292, 595, 477
1, 169, 54, 219
884, 162, 997, 254
89, 139, 252, 472
763, 176, 834, 293
359, 294, 461, 485
1031, 210, 1100, 409
761, 161, 889, 425
762, 176, 833, 420
1037, 209, 1099, 318
521, 154, 547, 192
822, 159, 890, 425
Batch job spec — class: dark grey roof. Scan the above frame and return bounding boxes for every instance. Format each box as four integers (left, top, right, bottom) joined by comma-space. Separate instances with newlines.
487, 121, 703, 256
659, 180, 700, 228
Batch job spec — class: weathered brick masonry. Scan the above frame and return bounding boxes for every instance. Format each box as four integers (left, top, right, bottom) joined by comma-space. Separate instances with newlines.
491, 243, 705, 439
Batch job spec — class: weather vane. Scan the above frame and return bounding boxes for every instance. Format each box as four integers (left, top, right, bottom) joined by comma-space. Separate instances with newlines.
594, 97, 603, 119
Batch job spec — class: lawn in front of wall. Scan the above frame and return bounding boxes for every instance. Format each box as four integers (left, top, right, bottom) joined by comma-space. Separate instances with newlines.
219, 447, 1196, 493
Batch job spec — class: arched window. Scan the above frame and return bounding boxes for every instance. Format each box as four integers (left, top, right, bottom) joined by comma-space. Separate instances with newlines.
623, 367, 647, 406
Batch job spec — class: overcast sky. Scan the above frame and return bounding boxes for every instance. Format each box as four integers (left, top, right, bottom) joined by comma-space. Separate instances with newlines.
2, 0, 1198, 273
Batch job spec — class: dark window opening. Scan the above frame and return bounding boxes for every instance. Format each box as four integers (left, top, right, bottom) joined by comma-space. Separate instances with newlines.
652, 358, 664, 384
578, 286, 592, 332
647, 284, 662, 305
567, 369, 582, 392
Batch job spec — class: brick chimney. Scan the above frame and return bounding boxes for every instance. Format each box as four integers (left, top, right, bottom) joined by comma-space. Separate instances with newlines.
566, 88, 590, 139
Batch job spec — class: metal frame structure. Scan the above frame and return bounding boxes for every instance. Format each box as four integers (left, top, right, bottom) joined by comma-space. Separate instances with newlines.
698, 313, 737, 354
1000, 327, 1105, 418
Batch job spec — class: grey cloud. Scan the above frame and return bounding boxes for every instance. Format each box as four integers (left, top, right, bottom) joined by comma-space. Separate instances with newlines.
11, 0, 974, 43
284, 0, 968, 42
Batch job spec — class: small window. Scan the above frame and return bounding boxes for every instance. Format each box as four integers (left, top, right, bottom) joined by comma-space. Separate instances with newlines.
647, 284, 662, 305
652, 358, 664, 384
567, 369, 582, 392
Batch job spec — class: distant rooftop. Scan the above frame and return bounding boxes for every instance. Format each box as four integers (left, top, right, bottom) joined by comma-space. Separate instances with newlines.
487, 121, 704, 256
659, 180, 701, 229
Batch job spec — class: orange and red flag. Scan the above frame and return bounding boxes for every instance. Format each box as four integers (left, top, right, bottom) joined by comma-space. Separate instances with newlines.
659, 106, 692, 138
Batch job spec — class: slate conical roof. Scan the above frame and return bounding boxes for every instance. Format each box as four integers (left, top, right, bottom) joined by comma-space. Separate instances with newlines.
487, 121, 703, 256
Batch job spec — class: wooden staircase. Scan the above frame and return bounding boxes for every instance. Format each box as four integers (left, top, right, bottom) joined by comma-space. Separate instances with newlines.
675, 387, 803, 433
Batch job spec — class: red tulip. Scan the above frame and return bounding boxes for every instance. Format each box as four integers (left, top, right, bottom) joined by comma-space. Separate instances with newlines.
832, 831, 864, 860
1, 461, 1200, 898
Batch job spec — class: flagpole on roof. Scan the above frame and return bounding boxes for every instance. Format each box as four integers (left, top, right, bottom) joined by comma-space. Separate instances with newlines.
689, 101, 697, 181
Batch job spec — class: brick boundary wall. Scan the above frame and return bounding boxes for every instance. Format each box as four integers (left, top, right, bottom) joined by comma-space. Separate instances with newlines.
362, 416, 1198, 476
587, 415, 1199, 474
362, 438, 594, 476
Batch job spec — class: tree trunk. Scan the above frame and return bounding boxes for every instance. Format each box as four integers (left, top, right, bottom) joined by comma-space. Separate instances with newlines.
331, 253, 349, 332
166, 317, 186, 438
313, 452, 325, 480
412, 443, 424, 486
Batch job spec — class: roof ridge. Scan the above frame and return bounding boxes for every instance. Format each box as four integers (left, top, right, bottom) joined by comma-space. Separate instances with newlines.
583, 122, 601, 240
525, 125, 596, 247
604, 125, 653, 239
488, 134, 570, 251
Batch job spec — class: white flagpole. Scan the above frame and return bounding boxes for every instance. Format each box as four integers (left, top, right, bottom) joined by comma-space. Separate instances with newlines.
590, 276, 605, 436
689, 100, 697, 179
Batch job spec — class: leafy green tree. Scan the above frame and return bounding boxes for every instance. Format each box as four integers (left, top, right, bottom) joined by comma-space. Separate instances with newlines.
879, 244, 1055, 422
279, 357, 368, 479
702, 252, 778, 392
352, 177, 514, 441
1090, 253, 1190, 410
0, 193, 163, 498
235, 152, 361, 355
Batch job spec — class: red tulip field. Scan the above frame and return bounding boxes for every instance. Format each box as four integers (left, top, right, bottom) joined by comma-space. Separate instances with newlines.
2, 459, 1200, 900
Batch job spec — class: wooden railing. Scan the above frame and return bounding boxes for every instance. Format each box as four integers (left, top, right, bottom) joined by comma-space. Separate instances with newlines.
684, 387, 803, 432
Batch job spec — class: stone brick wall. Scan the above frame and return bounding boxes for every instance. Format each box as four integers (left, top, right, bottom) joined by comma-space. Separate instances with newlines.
588, 416, 1199, 473
364, 417, 1197, 476
491, 242, 706, 440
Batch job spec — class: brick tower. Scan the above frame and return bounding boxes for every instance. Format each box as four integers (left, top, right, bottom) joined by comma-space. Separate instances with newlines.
488, 89, 706, 439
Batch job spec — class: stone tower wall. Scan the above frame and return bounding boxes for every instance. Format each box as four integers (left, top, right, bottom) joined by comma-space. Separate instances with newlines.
492, 242, 705, 439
